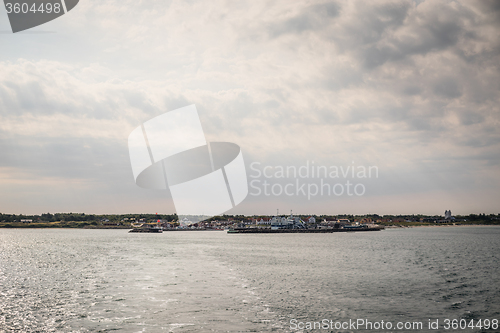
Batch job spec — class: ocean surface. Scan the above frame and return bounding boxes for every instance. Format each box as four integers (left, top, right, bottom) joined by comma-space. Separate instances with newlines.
0, 226, 499, 332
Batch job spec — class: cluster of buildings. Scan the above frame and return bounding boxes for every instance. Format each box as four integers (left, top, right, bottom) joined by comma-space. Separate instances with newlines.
105, 210, 462, 230
7, 210, 458, 228
153, 214, 373, 230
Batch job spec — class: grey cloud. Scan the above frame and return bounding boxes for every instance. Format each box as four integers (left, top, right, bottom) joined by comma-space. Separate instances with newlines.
0, 80, 49, 114
320, 1, 487, 70
0, 132, 174, 213
472, 0, 500, 26
306, 1, 499, 146
322, 65, 364, 91
268, 2, 340, 38
349, 1, 411, 45
360, 9, 464, 68
432, 77, 462, 99
402, 85, 421, 96
0, 62, 166, 123
406, 116, 444, 132
0, 135, 129, 181
456, 132, 500, 149
121, 89, 158, 115
163, 95, 191, 112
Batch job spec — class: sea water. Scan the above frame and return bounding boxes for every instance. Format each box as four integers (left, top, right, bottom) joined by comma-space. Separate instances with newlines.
0, 226, 499, 332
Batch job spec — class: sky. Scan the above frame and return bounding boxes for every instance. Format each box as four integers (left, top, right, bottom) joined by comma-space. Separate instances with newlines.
0, 0, 499, 216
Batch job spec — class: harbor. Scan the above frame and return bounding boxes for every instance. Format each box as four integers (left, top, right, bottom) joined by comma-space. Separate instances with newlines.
226, 211, 384, 233
227, 226, 384, 233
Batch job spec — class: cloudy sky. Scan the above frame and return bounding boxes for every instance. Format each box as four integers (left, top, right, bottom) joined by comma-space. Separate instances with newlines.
0, 0, 499, 216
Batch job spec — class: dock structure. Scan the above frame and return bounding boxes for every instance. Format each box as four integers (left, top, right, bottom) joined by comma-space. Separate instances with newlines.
227, 226, 384, 234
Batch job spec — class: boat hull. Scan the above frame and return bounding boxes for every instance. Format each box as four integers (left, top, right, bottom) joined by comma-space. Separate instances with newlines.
129, 228, 163, 233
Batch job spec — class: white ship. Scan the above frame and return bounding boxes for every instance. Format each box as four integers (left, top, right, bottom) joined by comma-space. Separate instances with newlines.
270, 211, 305, 230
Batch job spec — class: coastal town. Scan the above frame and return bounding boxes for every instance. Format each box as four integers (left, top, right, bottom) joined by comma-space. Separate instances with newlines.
0, 211, 499, 229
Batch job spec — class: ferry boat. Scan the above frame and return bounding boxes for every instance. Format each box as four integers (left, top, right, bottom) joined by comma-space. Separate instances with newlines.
129, 222, 163, 233
270, 212, 306, 230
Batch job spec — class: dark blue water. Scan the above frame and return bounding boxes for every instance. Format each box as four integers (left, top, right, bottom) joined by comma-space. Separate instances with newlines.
0, 226, 499, 332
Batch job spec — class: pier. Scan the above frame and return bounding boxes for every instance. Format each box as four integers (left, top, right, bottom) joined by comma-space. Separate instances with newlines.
227, 226, 384, 234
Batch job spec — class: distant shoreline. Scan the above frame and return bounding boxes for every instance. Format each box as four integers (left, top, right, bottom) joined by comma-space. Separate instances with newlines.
0, 223, 498, 229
